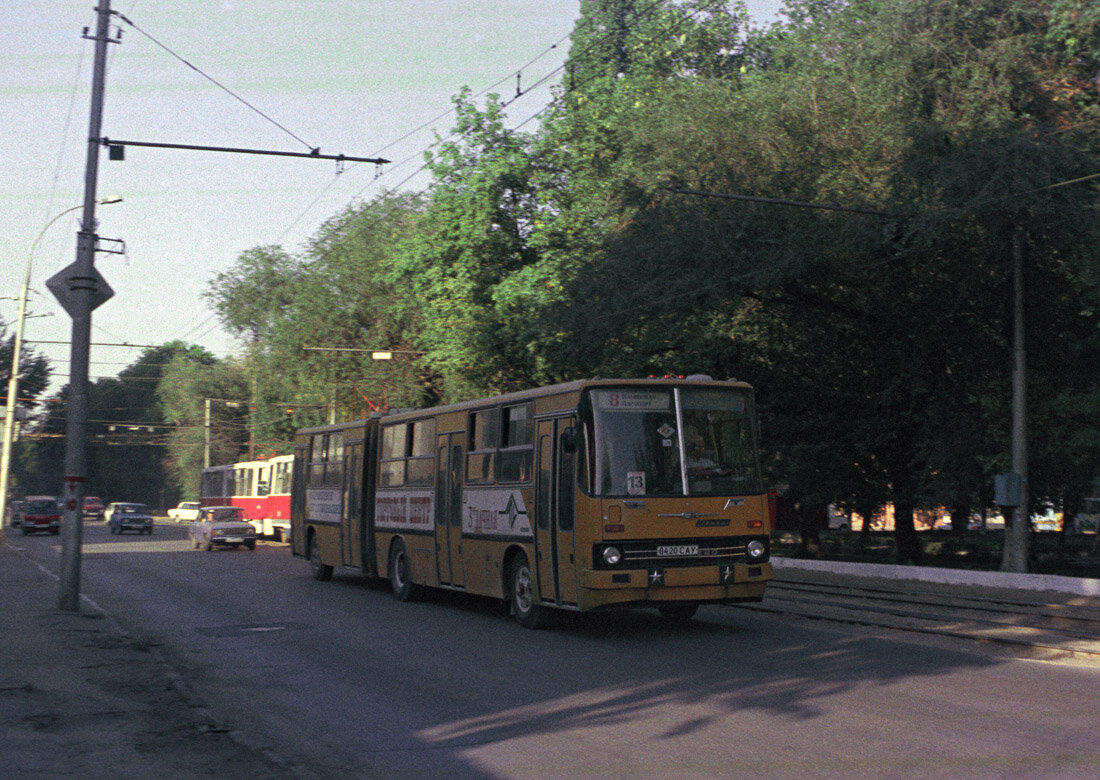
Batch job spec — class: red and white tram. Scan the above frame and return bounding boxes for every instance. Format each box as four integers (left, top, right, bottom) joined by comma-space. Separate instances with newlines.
200, 454, 293, 541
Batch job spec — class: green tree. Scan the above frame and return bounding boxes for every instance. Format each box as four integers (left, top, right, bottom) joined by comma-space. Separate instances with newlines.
386, 92, 544, 399
262, 191, 430, 416
546, 0, 1100, 565
159, 352, 251, 500
0, 322, 52, 409
20, 342, 212, 507
205, 245, 301, 344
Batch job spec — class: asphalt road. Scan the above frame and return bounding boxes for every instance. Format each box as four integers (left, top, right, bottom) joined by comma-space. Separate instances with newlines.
16, 520, 1100, 780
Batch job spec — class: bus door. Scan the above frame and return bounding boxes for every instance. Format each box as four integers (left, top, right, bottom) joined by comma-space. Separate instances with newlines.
435, 434, 465, 587
536, 418, 578, 606
343, 441, 362, 568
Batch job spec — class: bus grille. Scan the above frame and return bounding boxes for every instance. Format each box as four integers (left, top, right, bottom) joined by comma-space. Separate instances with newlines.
592, 536, 768, 570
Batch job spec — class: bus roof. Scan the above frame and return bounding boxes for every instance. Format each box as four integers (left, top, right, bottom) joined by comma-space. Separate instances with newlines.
294, 376, 752, 436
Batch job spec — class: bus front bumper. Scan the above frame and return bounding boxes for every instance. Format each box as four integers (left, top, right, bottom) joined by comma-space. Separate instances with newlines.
577, 561, 773, 608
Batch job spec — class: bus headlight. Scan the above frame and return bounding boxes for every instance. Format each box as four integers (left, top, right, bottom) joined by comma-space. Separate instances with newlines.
746, 539, 767, 561
602, 546, 622, 566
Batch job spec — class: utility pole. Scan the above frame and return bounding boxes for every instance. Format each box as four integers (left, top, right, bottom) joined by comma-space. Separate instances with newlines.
1001, 226, 1030, 573
58, 0, 115, 611
204, 398, 212, 469
0, 263, 31, 543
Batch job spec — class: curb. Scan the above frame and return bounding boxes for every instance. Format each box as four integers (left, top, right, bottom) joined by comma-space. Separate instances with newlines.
771, 556, 1100, 597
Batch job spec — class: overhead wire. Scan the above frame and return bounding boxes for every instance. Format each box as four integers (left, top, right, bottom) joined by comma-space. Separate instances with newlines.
307, 0, 696, 214
332, 0, 735, 248
32, 1, 738, 433
115, 12, 317, 152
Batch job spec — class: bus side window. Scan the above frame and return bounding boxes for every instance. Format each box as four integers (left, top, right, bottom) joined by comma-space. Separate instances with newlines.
380, 425, 406, 487
406, 420, 435, 485
500, 403, 533, 483
467, 409, 498, 484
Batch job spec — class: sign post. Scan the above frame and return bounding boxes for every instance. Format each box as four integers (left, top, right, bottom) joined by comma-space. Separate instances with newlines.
56, 0, 115, 612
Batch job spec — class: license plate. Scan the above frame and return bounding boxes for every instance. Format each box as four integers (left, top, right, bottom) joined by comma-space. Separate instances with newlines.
223, 537, 243, 543
657, 544, 699, 557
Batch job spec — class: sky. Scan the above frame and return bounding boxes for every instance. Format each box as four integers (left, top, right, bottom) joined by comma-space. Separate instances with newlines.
3, 0, 782, 397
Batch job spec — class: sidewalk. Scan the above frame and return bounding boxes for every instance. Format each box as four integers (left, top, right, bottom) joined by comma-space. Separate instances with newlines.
772, 555, 1100, 596
0, 541, 296, 780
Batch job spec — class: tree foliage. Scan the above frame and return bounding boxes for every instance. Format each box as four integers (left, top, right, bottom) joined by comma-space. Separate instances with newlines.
116, 0, 1100, 564
18, 341, 214, 507
0, 320, 52, 410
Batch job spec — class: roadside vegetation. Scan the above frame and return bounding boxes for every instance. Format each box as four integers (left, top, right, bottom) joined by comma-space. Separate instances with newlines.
6, 0, 1099, 568
773, 527, 1100, 578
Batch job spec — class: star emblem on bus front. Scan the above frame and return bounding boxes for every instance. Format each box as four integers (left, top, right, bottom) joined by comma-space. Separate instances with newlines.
649, 569, 665, 586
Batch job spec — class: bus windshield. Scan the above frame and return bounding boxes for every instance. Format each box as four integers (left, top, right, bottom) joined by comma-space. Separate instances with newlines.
588, 386, 762, 498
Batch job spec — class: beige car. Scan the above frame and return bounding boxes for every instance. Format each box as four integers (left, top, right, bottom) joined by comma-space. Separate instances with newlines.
188, 505, 257, 551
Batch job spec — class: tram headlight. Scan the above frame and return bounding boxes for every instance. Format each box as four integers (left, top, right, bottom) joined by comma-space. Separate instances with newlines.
746, 539, 767, 561
601, 545, 622, 566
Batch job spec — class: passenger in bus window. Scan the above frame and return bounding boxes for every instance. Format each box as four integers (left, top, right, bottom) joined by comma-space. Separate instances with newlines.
686, 433, 718, 477
685, 431, 735, 494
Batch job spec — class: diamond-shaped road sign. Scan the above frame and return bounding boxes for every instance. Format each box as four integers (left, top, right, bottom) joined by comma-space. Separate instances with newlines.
46, 262, 114, 318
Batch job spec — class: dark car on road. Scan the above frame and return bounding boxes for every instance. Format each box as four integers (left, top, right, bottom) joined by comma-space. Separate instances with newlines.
189, 505, 257, 551
107, 502, 154, 535
22, 496, 61, 535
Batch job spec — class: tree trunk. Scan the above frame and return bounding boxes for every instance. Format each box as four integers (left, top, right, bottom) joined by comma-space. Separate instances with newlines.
894, 500, 923, 565
950, 499, 969, 540
797, 501, 824, 558
856, 501, 878, 553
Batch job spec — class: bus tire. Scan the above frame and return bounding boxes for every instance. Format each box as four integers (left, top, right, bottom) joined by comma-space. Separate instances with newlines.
308, 534, 333, 581
508, 553, 551, 629
657, 604, 699, 622
389, 539, 419, 602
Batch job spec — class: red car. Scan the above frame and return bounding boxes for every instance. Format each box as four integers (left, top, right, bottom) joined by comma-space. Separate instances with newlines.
22, 496, 61, 535
83, 496, 105, 521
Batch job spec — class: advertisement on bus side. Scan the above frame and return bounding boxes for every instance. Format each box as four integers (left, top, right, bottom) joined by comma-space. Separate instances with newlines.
375, 491, 434, 531
462, 488, 532, 537
307, 488, 342, 524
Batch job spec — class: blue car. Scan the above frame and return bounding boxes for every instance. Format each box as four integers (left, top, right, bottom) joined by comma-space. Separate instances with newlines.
107, 503, 154, 535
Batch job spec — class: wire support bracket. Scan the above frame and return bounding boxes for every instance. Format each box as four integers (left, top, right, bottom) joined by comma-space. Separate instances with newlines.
100, 137, 389, 165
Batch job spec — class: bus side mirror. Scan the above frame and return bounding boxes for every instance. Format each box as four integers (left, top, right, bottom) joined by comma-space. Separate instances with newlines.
561, 426, 578, 453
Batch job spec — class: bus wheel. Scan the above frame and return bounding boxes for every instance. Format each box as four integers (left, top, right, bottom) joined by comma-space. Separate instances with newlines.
509, 553, 550, 629
389, 539, 419, 602
308, 535, 333, 581
658, 604, 698, 622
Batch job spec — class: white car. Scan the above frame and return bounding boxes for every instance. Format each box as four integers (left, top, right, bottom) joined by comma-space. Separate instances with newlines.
167, 501, 202, 523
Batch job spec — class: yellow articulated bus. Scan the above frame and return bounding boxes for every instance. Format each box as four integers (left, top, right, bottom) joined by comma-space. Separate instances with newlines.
290, 376, 773, 627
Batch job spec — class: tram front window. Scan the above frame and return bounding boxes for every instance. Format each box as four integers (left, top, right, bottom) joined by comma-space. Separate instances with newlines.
589, 386, 763, 498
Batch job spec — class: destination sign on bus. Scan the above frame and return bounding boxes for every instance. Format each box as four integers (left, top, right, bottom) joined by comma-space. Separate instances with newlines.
593, 390, 670, 411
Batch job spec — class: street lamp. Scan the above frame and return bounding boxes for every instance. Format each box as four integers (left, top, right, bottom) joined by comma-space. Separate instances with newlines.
0, 196, 123, 541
